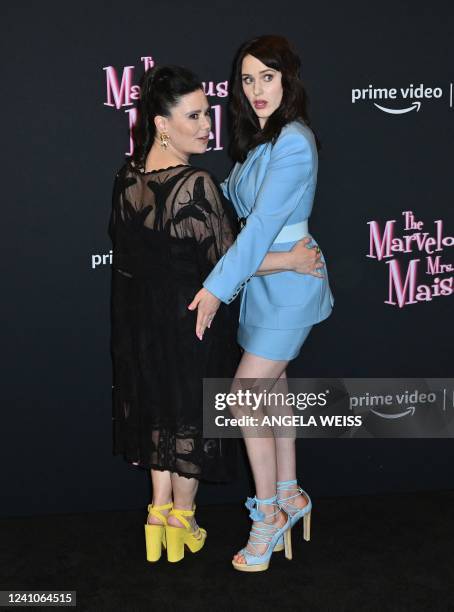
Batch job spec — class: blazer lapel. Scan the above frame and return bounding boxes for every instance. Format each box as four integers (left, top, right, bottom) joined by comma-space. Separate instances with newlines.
233, 144, 265, 213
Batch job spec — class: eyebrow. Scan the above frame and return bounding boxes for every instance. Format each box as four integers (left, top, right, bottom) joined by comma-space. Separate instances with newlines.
185, 107, 211, 115
241, 68, 277, 76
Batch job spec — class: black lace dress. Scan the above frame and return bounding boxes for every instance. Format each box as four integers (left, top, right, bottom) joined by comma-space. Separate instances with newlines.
109, 162, 240, 481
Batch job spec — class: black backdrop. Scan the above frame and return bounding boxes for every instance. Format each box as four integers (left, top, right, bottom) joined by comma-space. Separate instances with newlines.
2, 0, 453, 517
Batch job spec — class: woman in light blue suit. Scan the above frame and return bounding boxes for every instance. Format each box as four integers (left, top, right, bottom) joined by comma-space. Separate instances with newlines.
189, 35, 334, 571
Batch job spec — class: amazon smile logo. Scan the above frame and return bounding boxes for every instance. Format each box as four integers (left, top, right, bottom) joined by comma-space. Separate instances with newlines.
351, 82, 453, 114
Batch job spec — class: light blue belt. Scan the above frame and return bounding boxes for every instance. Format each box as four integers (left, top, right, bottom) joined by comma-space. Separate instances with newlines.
273, 220, 309, 244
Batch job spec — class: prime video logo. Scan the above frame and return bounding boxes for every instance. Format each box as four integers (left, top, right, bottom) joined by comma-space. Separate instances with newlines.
351, 82, 453, 114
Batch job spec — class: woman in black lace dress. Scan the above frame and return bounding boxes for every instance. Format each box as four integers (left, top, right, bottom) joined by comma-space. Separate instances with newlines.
109, 65, 322, 563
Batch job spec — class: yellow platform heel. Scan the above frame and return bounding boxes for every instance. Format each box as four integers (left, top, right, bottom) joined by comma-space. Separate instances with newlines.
165, 505, 207, 563
144, 502, 173, 562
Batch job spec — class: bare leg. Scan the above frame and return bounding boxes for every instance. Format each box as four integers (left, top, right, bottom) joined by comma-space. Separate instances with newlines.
274, 370, 309, 513
274, 371, 296, 481
231, 351, 289, 564
147, 469, 172, 525
167, 473, 201, 532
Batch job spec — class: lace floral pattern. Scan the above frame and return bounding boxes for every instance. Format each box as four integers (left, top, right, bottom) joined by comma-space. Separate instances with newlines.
109, 163, 240, 480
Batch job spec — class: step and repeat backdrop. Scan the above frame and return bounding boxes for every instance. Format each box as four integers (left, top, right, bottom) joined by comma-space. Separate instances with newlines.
2, 0, 453, 516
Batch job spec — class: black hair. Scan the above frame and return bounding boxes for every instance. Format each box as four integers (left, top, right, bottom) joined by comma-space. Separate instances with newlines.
229, 35, 319, 162
131, 64, 203, 170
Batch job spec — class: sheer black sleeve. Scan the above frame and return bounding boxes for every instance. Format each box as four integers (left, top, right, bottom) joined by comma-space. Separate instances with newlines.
175, 170, 238, 265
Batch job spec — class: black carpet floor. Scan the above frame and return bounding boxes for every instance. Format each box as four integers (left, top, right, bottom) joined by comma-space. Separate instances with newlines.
1, 491, 454, 612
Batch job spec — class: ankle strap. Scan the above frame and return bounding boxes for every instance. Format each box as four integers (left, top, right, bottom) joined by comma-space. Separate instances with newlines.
169, 506, 196, 530
245, 495, 278, 522
147, 502, 172, 523
276, 480, 297, 489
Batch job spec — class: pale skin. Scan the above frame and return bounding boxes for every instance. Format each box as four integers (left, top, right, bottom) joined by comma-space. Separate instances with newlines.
146, 86, 317, 537
187, 55, 312, 563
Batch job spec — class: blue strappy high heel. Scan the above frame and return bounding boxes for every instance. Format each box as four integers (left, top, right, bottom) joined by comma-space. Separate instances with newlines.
232, 494, 292, 572
274, 479, 312, 552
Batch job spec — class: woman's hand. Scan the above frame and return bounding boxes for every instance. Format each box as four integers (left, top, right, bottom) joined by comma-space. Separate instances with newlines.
290, 237, 325, 277
187, 288, 221, 340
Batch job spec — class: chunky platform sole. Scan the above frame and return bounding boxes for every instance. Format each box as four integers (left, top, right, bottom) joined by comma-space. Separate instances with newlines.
144, 523, 166, 562
165, 525, 207, 562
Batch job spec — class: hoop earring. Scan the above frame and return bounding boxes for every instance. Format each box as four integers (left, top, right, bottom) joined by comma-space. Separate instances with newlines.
159, 132, 170, 150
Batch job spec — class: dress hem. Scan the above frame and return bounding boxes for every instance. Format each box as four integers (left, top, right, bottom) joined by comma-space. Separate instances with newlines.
112, 451, 234, 483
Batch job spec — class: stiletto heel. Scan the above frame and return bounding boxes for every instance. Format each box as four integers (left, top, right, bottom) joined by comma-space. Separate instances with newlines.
165, 505, 206, 563
144, 502, 172, 562
276, 479, 312, 547
232, 494, 291, 572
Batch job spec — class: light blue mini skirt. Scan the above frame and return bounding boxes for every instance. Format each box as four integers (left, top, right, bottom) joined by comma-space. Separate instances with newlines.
237, 323, 313, 361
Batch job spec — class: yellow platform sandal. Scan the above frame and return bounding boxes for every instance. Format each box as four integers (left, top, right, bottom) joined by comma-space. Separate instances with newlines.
144, 502, 173, 562
165, 505, 207, 563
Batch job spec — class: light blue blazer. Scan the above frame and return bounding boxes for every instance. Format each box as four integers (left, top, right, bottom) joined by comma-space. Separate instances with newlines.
203, 119, 334, 330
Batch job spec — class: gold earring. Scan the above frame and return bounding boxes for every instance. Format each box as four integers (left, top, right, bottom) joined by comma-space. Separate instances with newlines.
159, 132, 170, 149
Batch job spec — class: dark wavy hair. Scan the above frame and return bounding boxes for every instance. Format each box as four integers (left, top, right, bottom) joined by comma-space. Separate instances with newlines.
131, 64, 203, 171
229, 35, 318, 163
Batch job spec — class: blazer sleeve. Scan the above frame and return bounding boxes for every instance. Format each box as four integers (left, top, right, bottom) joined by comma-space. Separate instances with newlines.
202, 131, 315, 303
